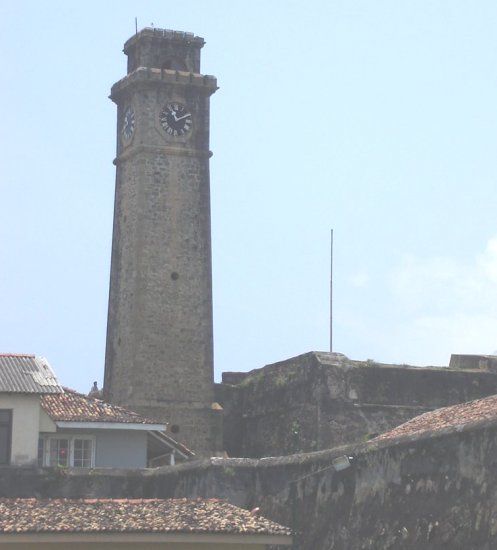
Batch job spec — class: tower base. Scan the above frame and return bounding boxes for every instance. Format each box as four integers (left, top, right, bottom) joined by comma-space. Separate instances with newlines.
133, 403, 223, 458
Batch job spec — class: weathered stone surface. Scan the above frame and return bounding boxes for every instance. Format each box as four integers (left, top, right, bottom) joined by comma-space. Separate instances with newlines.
103, 29, 220, 456
3, 420, 497, 549
216, 352, 497, 457
449, 354, 497, 372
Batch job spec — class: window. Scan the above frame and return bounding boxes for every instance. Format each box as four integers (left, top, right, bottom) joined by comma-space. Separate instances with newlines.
73, 438, 92, 467
38, 436, 95, 468
49, 438, 69, 467
0, 410, 12, 465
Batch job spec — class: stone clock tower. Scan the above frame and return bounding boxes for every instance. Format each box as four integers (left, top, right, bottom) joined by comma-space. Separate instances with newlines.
103, 28, 221, 456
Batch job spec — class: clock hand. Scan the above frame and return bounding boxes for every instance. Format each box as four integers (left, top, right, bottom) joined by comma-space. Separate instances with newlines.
174, 112, 191, 122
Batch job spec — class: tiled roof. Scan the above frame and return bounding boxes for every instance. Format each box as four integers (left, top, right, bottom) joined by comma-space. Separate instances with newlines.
0, 498, 292, 536
40, 388, 160, 425
374, 393, 497, 442
0, 354, 63, 394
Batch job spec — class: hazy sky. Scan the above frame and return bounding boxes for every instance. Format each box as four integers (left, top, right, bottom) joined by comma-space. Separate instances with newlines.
2, 1, 497, 392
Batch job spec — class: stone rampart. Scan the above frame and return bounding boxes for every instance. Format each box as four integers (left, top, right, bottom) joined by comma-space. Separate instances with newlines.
2, 420, 497, 549
216, 352, 497, 457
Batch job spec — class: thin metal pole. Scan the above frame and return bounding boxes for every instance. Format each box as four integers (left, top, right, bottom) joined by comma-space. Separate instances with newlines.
330, 229, 333, 352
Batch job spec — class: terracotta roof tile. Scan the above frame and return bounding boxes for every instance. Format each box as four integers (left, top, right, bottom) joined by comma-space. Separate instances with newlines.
374, 393, 497, 442
0, 498, 291, 536
40, 388, 160, 424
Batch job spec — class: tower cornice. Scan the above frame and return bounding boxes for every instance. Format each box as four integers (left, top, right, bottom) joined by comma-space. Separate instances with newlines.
110, 68, 218, 103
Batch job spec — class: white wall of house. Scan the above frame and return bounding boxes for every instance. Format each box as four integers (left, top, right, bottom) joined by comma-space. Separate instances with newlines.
0, 394, 40, 465
39, 409, 56, 433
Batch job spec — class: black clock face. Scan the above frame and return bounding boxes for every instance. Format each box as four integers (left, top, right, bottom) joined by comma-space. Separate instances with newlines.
160, 102, 192, 136
122, 106, 135, 142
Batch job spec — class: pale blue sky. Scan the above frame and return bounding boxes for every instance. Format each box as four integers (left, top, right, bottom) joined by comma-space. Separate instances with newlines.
1, 1, 497, 392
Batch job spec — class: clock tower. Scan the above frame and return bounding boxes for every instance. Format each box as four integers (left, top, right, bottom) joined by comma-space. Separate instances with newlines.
103, 28, 221, 456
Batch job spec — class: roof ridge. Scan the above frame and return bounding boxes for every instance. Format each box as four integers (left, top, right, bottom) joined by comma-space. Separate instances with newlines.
61, 387, 134, 407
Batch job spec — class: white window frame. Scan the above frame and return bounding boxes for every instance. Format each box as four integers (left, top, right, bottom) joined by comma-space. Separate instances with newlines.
38, 435, 96, 468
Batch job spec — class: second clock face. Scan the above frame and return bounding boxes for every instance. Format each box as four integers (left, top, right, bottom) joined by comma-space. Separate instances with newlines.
160, 102, 192, 136
122, 106, 135, 142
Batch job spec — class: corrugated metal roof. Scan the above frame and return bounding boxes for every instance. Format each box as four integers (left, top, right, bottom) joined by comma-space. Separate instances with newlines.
0, 354, 63, 394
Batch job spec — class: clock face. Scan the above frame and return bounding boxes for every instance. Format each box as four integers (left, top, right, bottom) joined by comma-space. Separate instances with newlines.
122, 106, 135, 142
160, 102, 192, 136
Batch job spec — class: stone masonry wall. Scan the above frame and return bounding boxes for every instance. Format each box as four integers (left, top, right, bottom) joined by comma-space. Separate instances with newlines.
216, 352, 497, 457
104, 53, 219, 456
3, 421, 497, 549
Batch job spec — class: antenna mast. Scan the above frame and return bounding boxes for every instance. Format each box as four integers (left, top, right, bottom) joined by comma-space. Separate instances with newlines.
330, 229, 333, 352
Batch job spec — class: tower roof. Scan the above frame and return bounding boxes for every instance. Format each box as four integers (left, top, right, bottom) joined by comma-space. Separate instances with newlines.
123, 27, 205, 74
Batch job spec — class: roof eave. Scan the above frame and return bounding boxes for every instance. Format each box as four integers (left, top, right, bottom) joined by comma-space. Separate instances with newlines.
0, 532, 292, 545
55, 421, 166, 431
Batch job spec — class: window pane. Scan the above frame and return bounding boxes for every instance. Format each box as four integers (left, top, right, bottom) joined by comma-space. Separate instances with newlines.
73, 439, 92, 468
49, 439, 69, 467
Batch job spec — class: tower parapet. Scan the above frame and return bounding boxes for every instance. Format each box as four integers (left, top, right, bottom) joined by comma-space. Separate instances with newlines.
124, 28, 205, 74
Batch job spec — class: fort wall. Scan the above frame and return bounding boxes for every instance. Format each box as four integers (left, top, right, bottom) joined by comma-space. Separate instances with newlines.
3, 420, 497, 549
216, 352, 497, 457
